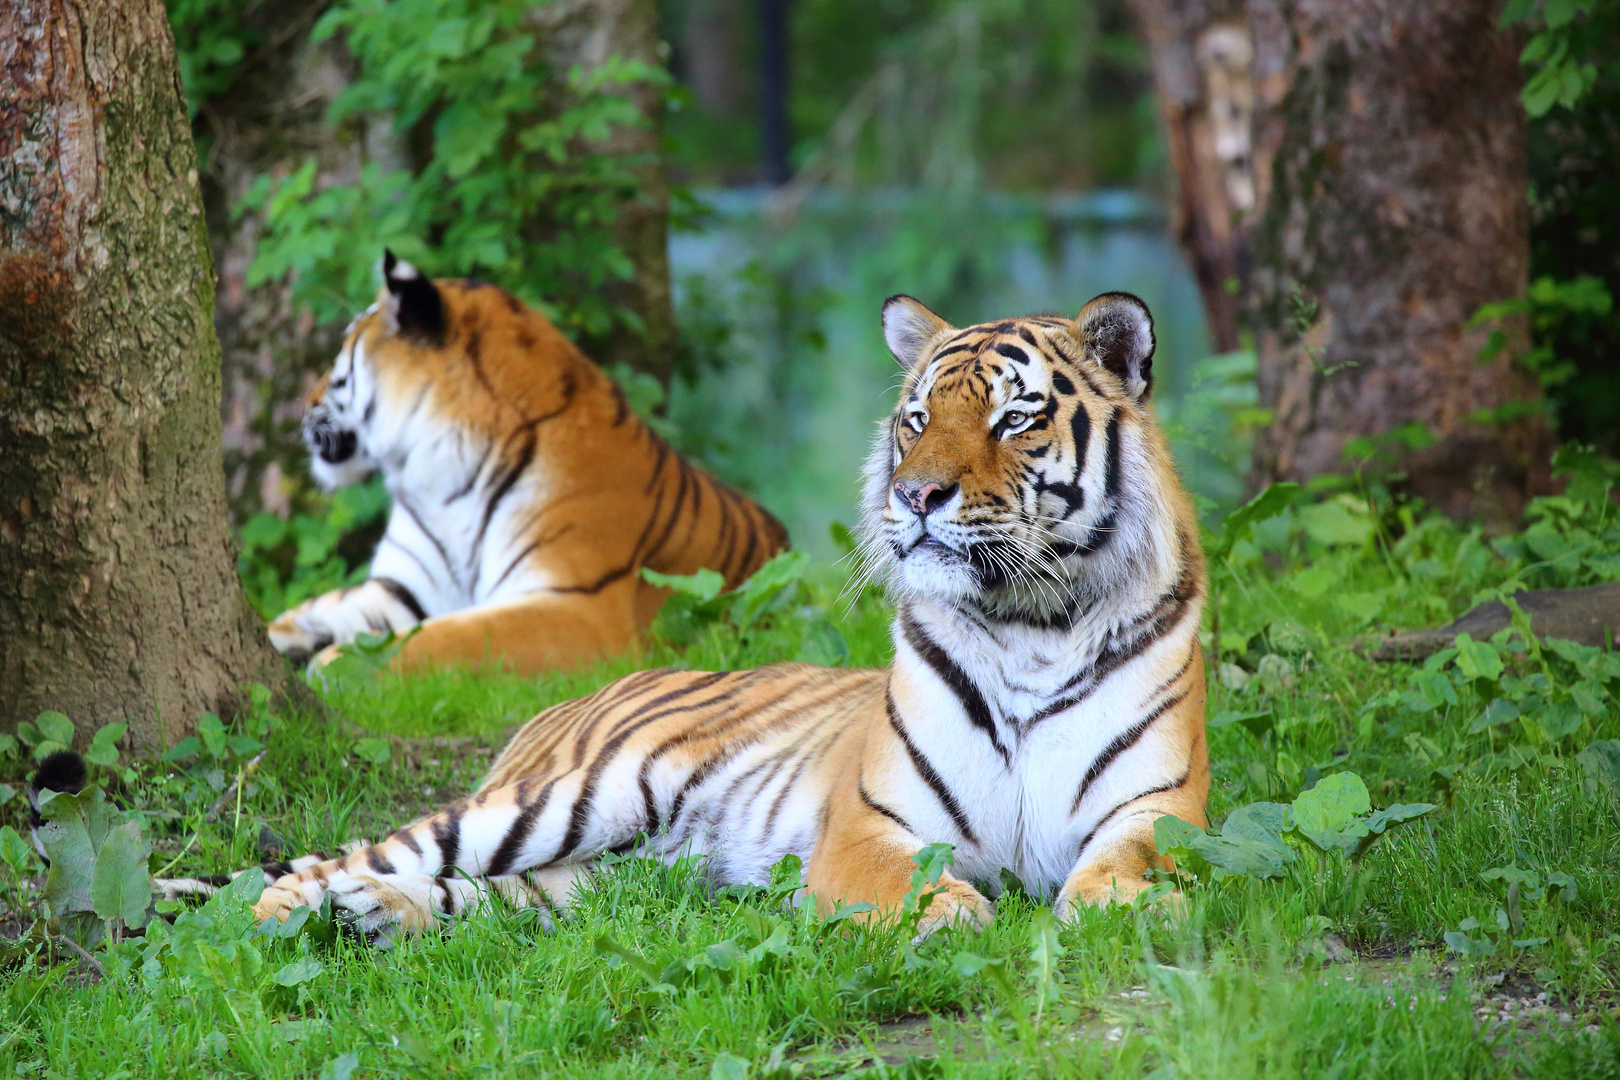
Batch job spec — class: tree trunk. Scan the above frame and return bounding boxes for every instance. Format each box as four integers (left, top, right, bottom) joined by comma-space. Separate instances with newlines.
1128, 0, 1254, 354
534, 0, 677, 387
1244, 0, 1553, 520
0, 0, 288, 750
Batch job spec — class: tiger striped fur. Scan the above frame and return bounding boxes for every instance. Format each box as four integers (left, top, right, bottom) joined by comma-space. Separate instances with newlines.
268, 252, 787, 674
252, 292, 1208, 942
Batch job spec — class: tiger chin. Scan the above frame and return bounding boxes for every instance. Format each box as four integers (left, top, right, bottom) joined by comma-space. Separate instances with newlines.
250, 291, 1208, 943
267, 250, 788, 675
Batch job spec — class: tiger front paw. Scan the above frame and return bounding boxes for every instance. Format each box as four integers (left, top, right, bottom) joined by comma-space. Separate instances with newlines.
253, 875, 329, 923
267, 608, 333, 663
913, 878, 995, 940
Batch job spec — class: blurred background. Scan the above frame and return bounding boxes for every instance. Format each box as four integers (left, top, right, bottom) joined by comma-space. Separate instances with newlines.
174, 0, 1617, 609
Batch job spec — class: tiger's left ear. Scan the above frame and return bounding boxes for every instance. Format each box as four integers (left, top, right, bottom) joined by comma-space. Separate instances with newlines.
1077, 292, 1155, 399
882, 294, 953, 369
383, 249, 445, 344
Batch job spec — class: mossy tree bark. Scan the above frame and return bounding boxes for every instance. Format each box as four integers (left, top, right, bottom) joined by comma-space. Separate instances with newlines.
534, 0, 677, 388
1132, 0, 1555, 520
1244, 0, 1553, 521
0, 0, 290, 750
1126, 0, 1254, 354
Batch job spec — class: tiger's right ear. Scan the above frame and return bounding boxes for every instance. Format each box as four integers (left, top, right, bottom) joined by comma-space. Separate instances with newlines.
881, 294, 953, 369
383, 249, 445, 344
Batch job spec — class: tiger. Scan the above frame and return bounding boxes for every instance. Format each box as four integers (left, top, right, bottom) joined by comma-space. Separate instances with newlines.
266, 251, 788, 674
248, 291, 1209, 942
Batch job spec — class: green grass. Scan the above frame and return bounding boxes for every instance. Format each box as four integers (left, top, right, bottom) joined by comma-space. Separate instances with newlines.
4, 494, 1620, 1078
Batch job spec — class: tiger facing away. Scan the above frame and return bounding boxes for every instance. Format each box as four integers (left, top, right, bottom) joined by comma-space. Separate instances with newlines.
252, 291, 1209, 941
267, 252, 788, 674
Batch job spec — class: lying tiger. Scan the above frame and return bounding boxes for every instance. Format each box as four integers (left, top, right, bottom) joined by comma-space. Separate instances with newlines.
246, 291, 1208, 940
268, 252, 788, 673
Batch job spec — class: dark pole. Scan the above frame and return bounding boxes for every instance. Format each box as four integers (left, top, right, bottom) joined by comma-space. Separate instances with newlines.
757, 0, 791, 184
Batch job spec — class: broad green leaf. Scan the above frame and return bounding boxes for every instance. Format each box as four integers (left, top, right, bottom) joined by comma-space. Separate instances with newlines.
0, 782, 13, 808
0, 825, 37, 873
85, 723, 127, 767
197, 714, 228, 759
320, 1053, 360, 1080
1481, 864, 1541, 890
91, 820, 152, 929
1453, 634, 1504, 681
274, 957, 325, 986
34, 711, 74, 746
1221, 802, 1292, 859
1290, 773, 1370, 836
1545, 871, 1578, 903
163, 736, 201, 762
0, 734, 19, 760
1577, 739, 1620, 794
1210, 710, 1274, 740
1538, 701, 1584, 742
1350, 803, 1436, 859
710, 1053, 750, 1080
1336, 591, 1386, 622
1298, 497, 1374, 548
1470, 698, 1520, 733
640, 566, 725, 601
37, 788, 125, 919
1153, 814, 1202, 857
353, 737, 391, 765
1190, 831, 1292, 879
1211, 483, 1299, 562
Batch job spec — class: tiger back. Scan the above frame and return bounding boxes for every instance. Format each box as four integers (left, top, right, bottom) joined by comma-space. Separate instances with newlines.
267, 252, 788, 674
250, 291, 1207, 942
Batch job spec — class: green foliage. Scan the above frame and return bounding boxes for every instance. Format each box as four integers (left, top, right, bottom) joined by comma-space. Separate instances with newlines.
34, 788, 153, 943
642, 552, 850, 666
1154, 771, 1435, 889
1499, 0, 1620, 451
242, 0, 666, 339
237, 478, 390, 621
165, 0, 259, 121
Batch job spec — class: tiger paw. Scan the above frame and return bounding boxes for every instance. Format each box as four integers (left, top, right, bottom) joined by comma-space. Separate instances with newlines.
253, 875, 329, 923
267, 608, 333, 662
913, 879, 995, 941
1053, 872, 1181, 920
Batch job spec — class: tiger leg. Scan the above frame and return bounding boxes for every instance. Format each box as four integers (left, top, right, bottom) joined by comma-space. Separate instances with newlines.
804, 770, 993, 939
353, 583, 639, 674
1053, 774, 1209, 916
310, 862, 595, 947
252, 774, 621, 937
268, 577, 424, 661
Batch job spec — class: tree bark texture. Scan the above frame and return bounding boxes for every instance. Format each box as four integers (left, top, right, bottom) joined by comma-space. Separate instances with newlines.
534, 0, 677, 386
1131, 0, 1556, 520
1245, 0, 1553, 521
0, 0, 288, 748
1127, 0, 1254, 354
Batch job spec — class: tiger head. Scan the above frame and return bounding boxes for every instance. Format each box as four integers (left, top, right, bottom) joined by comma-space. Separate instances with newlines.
301, 250, 449, 490
861, 292, 1189, 617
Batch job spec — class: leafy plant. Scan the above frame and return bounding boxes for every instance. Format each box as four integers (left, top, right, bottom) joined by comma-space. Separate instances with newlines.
237, 477, 390, 622
1445, 863, 1578, 959
1153, 771, 1435, 887
243, 0, 667, 343
642, 552, 850, 665
32, 786, 153, 946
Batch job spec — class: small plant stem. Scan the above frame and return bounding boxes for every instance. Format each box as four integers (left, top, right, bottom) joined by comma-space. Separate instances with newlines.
54, 934, 106, 979
206, 751, 266, 825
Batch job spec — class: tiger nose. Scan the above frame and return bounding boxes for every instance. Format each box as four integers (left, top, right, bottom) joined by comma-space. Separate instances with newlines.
893, 481, 955, 518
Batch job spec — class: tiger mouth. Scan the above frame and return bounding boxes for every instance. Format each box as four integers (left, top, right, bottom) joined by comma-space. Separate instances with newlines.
310, 426, 359, 465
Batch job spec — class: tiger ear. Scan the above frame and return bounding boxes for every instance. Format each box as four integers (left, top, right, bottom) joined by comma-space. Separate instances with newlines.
1077, 292, 1155, 399
881, 294, 953, 369
383, 249, 445, 344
